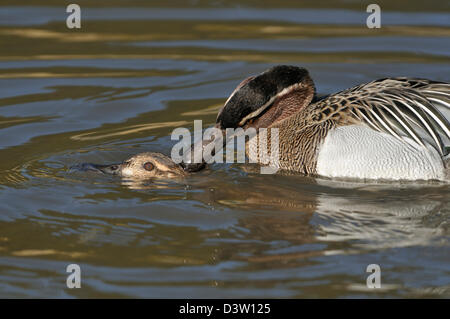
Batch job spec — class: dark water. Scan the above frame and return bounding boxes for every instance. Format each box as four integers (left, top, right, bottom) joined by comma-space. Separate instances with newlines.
0, 1, 449, 298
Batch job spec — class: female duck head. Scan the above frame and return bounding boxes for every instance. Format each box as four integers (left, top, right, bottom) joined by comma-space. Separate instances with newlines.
73, 152, 187, 179
215, 65, 316, 130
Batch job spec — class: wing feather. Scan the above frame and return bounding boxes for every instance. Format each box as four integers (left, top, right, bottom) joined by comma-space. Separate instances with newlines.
311, 78, 450, 156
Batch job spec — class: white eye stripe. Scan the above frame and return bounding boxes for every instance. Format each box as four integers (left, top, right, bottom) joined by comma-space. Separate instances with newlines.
224, 87, 240, 106
238, 82, 304, 126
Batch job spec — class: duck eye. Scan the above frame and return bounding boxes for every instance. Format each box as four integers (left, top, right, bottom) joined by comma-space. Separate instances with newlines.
110, 165, 118, 171
143, 162, 154, 171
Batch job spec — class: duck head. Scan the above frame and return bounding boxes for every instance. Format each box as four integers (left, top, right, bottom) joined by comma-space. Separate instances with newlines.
73, 152, 187, 179
216, 65, 316, 130
182, 65, 316, 172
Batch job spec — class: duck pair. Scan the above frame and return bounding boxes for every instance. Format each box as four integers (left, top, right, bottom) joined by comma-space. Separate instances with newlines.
77, 65, 450, 181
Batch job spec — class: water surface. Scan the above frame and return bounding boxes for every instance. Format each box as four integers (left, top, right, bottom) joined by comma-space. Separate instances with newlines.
0, 1, 449, 298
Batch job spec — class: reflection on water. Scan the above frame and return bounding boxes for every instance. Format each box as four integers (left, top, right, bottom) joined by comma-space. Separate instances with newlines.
0, 1, 449, 298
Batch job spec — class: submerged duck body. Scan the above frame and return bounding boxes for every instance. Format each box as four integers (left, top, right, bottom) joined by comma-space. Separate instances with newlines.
208, 65, 450, 181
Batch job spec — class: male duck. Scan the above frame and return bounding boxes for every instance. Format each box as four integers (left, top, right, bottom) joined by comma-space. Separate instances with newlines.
188, 65, 450, 181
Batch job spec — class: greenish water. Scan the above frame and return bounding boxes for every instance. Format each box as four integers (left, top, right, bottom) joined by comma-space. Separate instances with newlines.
0, 1, 449, 298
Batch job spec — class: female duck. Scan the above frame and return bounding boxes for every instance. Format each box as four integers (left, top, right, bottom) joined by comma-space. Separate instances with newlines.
189, 65, 450, 181
73, 152, 186, 179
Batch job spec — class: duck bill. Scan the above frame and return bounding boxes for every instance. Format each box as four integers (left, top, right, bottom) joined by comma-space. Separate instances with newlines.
71, 162, 121, 175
